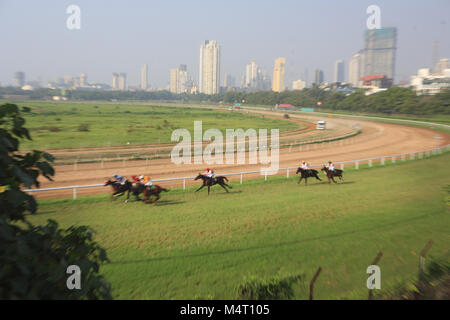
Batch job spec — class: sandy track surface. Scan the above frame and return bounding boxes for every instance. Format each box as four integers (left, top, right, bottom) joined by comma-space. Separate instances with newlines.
31, 110, 449, 199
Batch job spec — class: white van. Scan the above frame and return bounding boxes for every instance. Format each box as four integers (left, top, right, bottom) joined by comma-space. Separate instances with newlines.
316, 120, 326, 130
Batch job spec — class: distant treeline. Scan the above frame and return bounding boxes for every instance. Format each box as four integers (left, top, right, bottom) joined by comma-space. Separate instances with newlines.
1, 86, 449, 115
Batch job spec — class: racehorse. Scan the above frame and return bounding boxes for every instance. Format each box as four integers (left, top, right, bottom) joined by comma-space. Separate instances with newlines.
321, 166, 344, 184
295, 167, 322, 185
194, 174, 232, 195
104, 179, 132, 200
141, 185, 169, 204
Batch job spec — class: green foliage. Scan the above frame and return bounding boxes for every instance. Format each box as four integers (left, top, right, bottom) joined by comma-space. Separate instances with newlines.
77, 123, 90, 132
0, 103, 111, 299
236, 274, 304, 300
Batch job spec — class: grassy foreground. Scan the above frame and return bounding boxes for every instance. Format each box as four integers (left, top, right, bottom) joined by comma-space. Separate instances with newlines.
29, 153, 450, 299
9, 101, 299, 149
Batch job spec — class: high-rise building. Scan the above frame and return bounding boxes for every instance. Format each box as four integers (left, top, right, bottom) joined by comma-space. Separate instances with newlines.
224, 74, 235, 88
80, 73, 87, 87
14, 72, 25, 87
434, 58, 450, 75
360, 27, 397, 81
314, 69, 324, 86
199, 40, 220, 94
118, 73, 127, 90
272, 57, 286, 92
245, 60, 265, 90
349, 53, 362, 88
170, 65, 189, 94
292, 80, 306, 90
141, 64, 148, 90
333, 60, 345, 83
112, 73, 119, 90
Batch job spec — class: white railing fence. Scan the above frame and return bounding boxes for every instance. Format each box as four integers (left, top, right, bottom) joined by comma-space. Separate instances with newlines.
23, 144, 450, 200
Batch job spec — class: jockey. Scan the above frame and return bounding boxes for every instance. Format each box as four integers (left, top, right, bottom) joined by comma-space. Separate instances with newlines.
130, 175, 140, 184
113, 174, 126, 185
301, 161, 311, 174
301, 161, 310, 170
205, 168, 215, 184
139, 175, 153, 189
327, 161, 335, 173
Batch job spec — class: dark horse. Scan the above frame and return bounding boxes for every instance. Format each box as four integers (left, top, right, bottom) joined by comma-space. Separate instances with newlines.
105, 180, 168, 203
141, 185, 169, 204
321, 166, 344, 184
194, 174, 232, 195
295, 168, 322, 185
104, 179, 132, 201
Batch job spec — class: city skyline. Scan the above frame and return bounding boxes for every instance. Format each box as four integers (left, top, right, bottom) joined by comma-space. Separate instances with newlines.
1, 1, 449, 88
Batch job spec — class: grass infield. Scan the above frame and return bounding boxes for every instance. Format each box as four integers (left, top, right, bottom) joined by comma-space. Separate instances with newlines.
29, 151, 450, 299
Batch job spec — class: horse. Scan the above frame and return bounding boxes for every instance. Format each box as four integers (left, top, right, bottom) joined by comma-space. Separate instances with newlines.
141, 185, 169, 204
104, 179, 132, 200
125, 182, 148, 202
321, 166, 344, 184
295, 167, 322, 185
194, 174, 232, 195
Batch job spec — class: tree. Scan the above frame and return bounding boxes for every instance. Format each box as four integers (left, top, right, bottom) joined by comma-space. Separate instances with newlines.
0, 103, 111, 299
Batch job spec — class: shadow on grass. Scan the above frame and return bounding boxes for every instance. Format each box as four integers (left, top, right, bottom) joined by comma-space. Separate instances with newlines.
294, 180, 355, 186
151, 200, 185, 206
110, 211, 432, 266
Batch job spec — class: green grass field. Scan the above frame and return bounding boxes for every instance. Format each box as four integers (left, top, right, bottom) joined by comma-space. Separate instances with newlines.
9, 101, 299, 150
29, 153, 450, 299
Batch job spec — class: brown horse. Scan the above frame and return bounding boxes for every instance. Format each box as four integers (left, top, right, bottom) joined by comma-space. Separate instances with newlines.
141, 185, 169, 204
321, 166, 344, 184
194, 174, 232, 195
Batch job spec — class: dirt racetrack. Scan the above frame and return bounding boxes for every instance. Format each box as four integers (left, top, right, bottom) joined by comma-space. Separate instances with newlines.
31, 110, 450, 199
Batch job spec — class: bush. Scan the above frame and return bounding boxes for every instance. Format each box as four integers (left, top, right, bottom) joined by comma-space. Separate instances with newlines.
77, 124, 90, 132
236, 274, 304, 300
0, 103, 111, 299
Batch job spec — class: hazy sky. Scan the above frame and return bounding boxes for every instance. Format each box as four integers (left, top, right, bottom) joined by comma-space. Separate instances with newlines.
1, 0, 449, 88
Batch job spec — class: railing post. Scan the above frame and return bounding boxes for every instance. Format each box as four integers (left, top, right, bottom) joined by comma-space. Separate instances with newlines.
368, 252, 383, 300
309, 267, 322, 300
392, 156, 396, 164
381, 157, 385, 165
183, 179, 186, 190
355, 161, 359, 170
368, 159, 372, 167
73, 187, 77, 200
264, 171, 268, 181
240, 174, 243, 184
419, 240, 433, 281
340, 163, 344, 170
286, 169, 289, 178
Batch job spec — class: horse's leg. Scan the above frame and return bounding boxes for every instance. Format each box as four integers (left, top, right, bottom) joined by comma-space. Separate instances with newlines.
305, 177, 308, 185
207, 185, 210, 195
195, 185, 205, 192
125, 190, 130, 203
315, 174, 322, 181
153, 193, 160, 204
219, 183, 229, 193
297, 176, 303, 184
